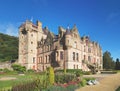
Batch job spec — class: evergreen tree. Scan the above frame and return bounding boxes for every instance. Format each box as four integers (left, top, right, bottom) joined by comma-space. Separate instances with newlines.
115, 58, 120, 70
103, 51, 115, 70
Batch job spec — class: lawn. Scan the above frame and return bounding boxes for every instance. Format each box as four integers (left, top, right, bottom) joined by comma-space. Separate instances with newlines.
0, 72, 42, 90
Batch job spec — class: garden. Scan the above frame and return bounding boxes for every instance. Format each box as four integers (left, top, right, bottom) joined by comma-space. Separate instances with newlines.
0, 64, 95, 91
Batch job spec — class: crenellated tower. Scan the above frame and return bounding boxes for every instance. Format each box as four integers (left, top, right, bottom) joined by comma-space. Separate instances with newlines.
18, 20, 46, 70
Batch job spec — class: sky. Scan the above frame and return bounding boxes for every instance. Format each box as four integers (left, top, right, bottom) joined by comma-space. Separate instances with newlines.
0, 0, 120, 60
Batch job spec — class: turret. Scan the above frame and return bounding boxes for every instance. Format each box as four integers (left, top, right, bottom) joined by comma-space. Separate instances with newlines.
36, 20, 42, 31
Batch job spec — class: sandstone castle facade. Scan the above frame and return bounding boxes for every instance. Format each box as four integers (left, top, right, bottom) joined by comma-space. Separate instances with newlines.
18, 20, 102, 71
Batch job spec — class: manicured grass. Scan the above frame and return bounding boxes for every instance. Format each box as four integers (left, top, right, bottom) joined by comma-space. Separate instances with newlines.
0, 72, 43, 90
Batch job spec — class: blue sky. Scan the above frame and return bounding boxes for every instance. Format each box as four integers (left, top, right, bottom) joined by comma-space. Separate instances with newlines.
0, 0, 120, 60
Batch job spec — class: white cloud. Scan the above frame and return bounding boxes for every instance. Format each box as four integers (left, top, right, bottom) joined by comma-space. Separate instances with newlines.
6, 24, 18, 36
0, 23, 18, 36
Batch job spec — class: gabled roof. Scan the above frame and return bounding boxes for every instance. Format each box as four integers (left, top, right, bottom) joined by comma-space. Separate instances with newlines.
44, 32, 54, 45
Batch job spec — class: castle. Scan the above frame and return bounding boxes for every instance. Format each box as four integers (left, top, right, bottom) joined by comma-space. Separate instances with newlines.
18, 20, 102, 71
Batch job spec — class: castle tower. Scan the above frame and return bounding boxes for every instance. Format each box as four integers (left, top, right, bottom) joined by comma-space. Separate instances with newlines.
18, 20, 45, 70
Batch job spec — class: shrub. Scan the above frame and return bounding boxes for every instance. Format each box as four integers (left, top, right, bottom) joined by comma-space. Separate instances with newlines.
75, 70, 83, 77
12, 81, 37, 91
3, 68, 11, 73
80, 79, 87, 87
11, 64, 26, 73
55, 73, 76, 84
55, 69, 83, 76
27, 69, 35, 73
46, 85, 78, 91
64, 69, 66, 74
47, 66, 55, 85
116, 86, 120, 91
84, 77, 95, 81
83, 71, 92, 75
0, 69, 3, 71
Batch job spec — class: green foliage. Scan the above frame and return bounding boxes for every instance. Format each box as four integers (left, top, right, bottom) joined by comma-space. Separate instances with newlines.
46, 85, 78, 91
0, 33, 18, 62
79, 79, 87, 87
56, 69, 83, 76
75, 70, 83, 77
84, 77, 95, 81
103, 51, 115, 70
115, 58, 120, 70
116, 86, 120, 91
11, 64, 26, 73
3, 68, 11, 73
12, 81, 37, 91
83, 71, 92, 75
27, 69, 35, 73
64, 68, 66, 74
55, 73, 76, 84
66, 69, 83, 74
47, 67, 55, 85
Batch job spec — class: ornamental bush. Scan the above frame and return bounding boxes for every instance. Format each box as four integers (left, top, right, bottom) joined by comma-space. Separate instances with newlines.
47, 66, 55, 85
11, 64, 26, 73
55, 73, 76, 84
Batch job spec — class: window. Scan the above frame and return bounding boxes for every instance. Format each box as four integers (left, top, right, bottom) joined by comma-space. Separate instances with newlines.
31, 41, 33, 44
77, 65, 78, 69
41, 57, 42, 63
46, 55, 47, 63
60, 51, 63, 60
74, 64, 75, 69
88, 47, 91, 53
33, 57, 35, 63
38, 57, 40, 63
48, 55, 51, 62
73, 52, 75, 60
88, 56, 91, 61
46, 45, 49, 51
76, 53, 79, 61
84, 55, 86, 60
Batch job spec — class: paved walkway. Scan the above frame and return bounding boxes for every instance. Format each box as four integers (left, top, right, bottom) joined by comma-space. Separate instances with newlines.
76, 73, 120, 91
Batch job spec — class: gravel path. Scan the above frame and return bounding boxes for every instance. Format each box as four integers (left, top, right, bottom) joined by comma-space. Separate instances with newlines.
76, 73, 120, 91
0, 77, 16, 80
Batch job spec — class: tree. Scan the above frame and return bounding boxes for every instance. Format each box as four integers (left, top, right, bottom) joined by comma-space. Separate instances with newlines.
0, 33, 18, 62
103, 51, 115, 70
115, 58, 120, 70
